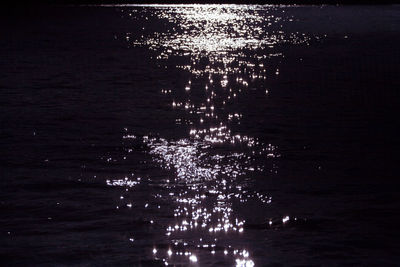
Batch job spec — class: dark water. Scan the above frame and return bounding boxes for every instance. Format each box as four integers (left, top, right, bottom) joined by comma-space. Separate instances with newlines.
1, 4, 400, 266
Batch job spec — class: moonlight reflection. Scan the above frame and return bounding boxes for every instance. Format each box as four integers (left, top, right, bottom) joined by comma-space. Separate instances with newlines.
2, 2, 399, 266
106, 4, 317, 266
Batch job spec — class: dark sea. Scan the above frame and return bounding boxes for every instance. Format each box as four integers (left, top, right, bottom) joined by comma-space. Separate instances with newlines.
1, 4, 400, 266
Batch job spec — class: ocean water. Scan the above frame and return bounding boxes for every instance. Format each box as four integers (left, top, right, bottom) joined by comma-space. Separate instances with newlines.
1, 4, 400, 266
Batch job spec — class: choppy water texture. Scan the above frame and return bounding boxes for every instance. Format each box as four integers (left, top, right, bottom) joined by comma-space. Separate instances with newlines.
1, 4, 400, 266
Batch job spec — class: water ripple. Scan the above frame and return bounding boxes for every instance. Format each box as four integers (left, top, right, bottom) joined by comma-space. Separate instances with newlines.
107, 4, 318, 265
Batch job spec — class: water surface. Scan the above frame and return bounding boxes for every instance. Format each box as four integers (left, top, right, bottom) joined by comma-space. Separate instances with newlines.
1, 4, 400, 266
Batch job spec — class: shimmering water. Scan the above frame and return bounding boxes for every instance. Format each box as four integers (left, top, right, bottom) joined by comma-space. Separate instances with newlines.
1, 4, 400, 266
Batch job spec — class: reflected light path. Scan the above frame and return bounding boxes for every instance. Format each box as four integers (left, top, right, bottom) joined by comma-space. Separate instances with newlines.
105, 4, 318, 266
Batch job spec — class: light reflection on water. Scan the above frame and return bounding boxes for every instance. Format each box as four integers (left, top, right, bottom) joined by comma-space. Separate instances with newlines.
106, 4, 318, 266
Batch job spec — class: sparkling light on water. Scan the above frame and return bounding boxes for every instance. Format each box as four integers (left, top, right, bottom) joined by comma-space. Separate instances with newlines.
105, 4, 319, 265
